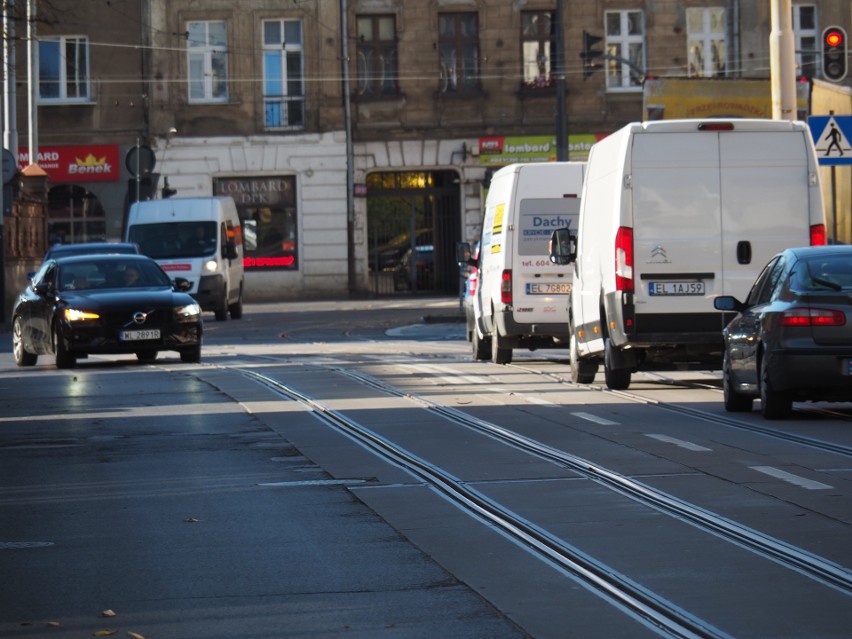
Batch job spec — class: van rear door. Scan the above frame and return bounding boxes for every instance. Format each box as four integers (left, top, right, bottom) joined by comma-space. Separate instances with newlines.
631, 131, 722, 313
512, 196, 580, 324
719, 130, 812, 299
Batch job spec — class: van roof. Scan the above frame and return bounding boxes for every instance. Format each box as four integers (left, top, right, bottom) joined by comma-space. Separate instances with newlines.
631, 119, 808, 134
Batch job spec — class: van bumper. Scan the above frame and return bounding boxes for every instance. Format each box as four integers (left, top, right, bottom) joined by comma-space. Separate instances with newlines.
495, 310, 569, 346
194, 274, 226, 311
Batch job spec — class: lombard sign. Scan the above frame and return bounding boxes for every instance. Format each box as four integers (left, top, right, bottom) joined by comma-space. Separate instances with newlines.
478, 134, 600, 165
18, 144, 121, 182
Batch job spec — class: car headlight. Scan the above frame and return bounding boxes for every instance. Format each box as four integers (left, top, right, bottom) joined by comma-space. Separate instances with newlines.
64, 308, 100, 322
175, 302, 202, 319
204, 259, 218, 273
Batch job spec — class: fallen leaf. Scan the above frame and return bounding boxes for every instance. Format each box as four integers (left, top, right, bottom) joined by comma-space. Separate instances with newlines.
127, 633, 146, 639
46, 621, 60, 627
100, 610, 117, 618
93, 631, 116, 637
183, 517, 200, 523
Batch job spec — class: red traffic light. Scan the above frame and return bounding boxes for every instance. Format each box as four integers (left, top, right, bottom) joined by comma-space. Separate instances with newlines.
825, 29, 844, 48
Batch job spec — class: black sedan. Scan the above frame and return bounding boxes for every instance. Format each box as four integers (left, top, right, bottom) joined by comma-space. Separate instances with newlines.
12, 254, 203, 369
714, 245, 852, 419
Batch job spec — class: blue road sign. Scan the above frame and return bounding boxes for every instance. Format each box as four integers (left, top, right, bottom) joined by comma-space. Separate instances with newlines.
809, 115, 852, 165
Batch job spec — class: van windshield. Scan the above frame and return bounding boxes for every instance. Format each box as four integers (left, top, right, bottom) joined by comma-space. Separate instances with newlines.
128, 222, 217, 259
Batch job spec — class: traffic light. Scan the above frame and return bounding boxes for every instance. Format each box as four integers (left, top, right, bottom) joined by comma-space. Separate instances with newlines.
822, 26, 848, 83
580, 31, 603, 79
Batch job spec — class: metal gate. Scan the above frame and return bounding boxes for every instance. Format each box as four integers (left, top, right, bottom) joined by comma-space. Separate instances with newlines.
367, 170, 461, 296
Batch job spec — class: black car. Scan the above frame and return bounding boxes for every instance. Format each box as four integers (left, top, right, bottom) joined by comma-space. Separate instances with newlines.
714, 245, 852, 419
12, 254, 203, 369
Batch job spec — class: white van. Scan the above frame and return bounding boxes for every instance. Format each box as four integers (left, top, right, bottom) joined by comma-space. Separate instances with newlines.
458, 161, 586, 364
125, 196, 245, 321
550, 119, 826, 389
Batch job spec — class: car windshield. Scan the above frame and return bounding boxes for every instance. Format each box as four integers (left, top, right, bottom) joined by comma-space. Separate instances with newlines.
792, 255, 852, 291
127, 222, 217, 259
58, 260, 172, 291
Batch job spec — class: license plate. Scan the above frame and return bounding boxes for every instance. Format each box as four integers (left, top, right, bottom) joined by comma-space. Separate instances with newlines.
526, 283, 572, 295
120, 329, 161, 341
648, 281, 705, 296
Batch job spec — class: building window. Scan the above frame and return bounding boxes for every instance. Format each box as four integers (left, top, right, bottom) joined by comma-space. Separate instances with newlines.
214, 176, 298, 271
356, 15, 398, 98
605, 11, 645, 91
262, 20, 305, 130
438, 13, 480, 94
521, 10, 554, 90
687, 7, 727, 78
187, 21, 228, 102
793, 4, 818, 79
39, 36, 90, 102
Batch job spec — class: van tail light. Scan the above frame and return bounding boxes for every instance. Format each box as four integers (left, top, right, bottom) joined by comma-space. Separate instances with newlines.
501, 269, 512, 304
469, 268, 478, 296
780, 308, 846, 327
615, 227, 634, 292
810, 224, 827, 246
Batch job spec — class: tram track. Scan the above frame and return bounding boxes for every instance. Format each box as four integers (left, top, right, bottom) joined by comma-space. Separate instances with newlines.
228, 358, 852, 636
506, 362, 852, 459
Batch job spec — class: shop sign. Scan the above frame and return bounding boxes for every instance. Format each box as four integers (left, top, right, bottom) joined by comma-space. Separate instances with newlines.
478, 134, 601, 165
18, 145, 121, 182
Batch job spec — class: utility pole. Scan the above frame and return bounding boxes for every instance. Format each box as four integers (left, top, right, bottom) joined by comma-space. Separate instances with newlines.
340, 0, 356, 295
554, 0, 567, 160
769, 0, 797, 121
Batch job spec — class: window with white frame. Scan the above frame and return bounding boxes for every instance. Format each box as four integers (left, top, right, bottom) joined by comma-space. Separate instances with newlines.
604, 11, 645, 90
39, 36, 90, 101
262, 19, 305, 129
187, 21, 229, 102
792, 4, 818, 79
687, 7, 727, 78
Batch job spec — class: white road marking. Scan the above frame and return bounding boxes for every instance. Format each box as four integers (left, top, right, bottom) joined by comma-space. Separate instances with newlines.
646, 434, 711, 452
571, 412, 619, 426
750, 466, 833, 490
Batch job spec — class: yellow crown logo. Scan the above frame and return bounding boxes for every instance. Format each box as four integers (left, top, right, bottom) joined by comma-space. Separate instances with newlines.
75, 153, 107, 167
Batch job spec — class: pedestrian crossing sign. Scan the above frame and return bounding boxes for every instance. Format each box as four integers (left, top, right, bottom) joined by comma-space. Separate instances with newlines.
808, 115, 852, 165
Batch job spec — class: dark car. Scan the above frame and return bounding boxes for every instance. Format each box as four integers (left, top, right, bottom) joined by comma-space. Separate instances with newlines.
714, 245, 852, 419
43, 241, 140, 261
393, 245, 434, 291
12, 254, 202, 369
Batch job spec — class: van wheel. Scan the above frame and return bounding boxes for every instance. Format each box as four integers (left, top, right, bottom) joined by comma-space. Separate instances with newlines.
723, 350, 753, 412
491, 329, 513, 365
215, 297, 228, 322
603, 338, 630, 390
229, 289, 243, 319
570, 332, 597, 384
760, 354, 791, 419
472, 329, 491, 361
180, 345, 202, 363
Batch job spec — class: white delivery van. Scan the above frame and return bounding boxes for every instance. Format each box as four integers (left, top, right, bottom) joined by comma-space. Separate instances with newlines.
550, 119, 826, 389
125, 196, 245, 321
458, 161, 585, 364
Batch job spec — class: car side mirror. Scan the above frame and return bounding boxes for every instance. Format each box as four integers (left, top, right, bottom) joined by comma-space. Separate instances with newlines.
456, 242, 473, 266
223, 239, 238, 261
33, 281, 51, 296
713, 295, 745, 312
549, 228, 577, 265
173, 277, 193, 292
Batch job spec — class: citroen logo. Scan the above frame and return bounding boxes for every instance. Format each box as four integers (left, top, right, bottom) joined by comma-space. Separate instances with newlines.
651, 245, 667, 259
132, 311, 148, 324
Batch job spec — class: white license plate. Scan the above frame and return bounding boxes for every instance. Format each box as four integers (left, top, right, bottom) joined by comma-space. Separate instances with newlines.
120, 329, 161, 341
526, 283, 572, 295
648, 281, 705, 296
